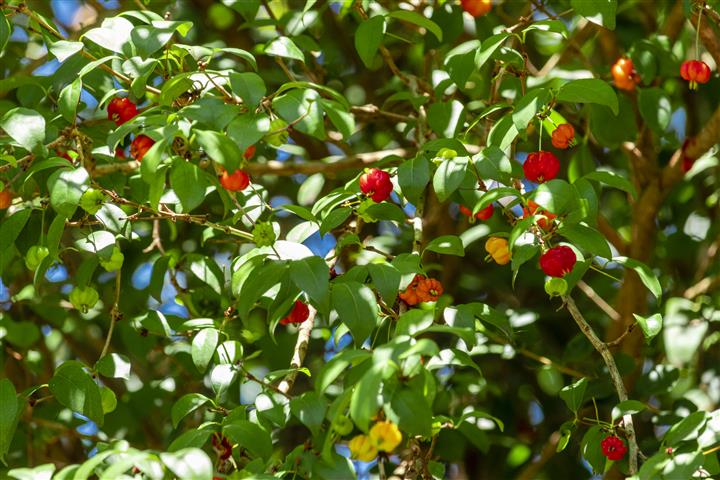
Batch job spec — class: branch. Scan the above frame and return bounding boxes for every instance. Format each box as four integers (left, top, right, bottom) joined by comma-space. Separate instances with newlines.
683, 276, 720, 298
277, 306, 316, 394
0, 136, 68, 174
93, 148, 412, 177
564, 296, 639, 475
576, 280, 621, 322
515, 431, 561, 480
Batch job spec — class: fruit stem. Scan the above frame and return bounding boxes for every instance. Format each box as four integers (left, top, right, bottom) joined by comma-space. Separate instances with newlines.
538, 118, 543, 151
696, 7, 703, 59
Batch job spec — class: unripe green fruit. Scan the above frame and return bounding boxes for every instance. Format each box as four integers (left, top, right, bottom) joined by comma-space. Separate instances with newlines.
69, 286, 99, 314
25, 245, 49, 270
437, 148, 457, 159
536, 365, 564, 396
99, 247, 124, 272
544, 277, 568, 297
80, 189, 106, 215
252, 222, 276, 247
265, 118, 289, 147
332, 415, 353, 436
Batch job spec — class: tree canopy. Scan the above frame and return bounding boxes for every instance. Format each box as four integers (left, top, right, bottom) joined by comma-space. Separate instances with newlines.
1, 0, 720, 479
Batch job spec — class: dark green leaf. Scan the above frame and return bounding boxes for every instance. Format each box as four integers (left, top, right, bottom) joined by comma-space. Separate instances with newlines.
49, 361, 104, 426
355, 16, 386, 68
331, 281, 378, 344
557, 79, 619, 115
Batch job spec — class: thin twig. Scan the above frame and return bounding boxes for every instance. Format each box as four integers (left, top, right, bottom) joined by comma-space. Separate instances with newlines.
99, 269, 122, 360
564, 296, 639, 474
278, 306, 317, 394
577, 280, 621, 322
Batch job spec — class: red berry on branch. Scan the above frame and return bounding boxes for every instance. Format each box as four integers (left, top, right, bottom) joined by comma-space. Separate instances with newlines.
459, 203, 494, 221
611, 57, 641, 91
107, 97, 138, 126
244, 145, 256, 160
539, 246, 576, 278
359, 168, 393, 203
551, 124, 575, 149
219, 169, 250, 191
130, 135, 155, 162
600, 435, 627, 461
523, 151, 560, 183
460, 0, 492, 17
680, 60, 711, 90
280, 300, 310, 325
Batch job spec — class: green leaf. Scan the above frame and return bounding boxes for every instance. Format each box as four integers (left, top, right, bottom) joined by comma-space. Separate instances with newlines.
557, 79, 619, 115
224, 421, 273, 460
611, 399, 646, 423
265, 36, 305, 62
187, 254, 224, 296
272, 88, 325, 139
331, 281, 378, 344
290, 391, 327, 436
475, 33, 509, 69
367, 262, 401, 306
424, 235, 465, 256
634, 313, 663, 343
0, 11, 11, 55
160, 448, 213, 480
557, 224, 612, 259
571, 0, 617, 30
355, 15, 386, 68
49, 361, 104, 426
48, 168, 90, 218
350, 363, 385, 431
319, 99, 355, 139
0, 209, 31, 276
171, 393, 211, 428
191, 328, 219, 373
49, 40, 84, 62
532, 179, 574, 215
8, 464, 56, 480
512, 88, 551, 131
559, 377, 587, 413
58, 78, 82, 123
580, 425, 607, 474
398, 156, 430, 206
169, 159, 210, 213
290, 256, 330, 312
663, 411, 707, 446
433, 157, 467, 202
229, 72, 266, 109
1, 108, 46, 153
226, 113, 270, 151
612, 256, 662, 300
95, 353, 131, 380
427, 100, 466, 138
168, 429, 213, 452
316, 349, 371, 394
522, 19, 568, 39
83, 17, 134, 53
0, 379, 21, 463
236, 260, 288, 319
387, 387, 433, 437
131, 21, 193, 57
638, 87, 672, 133
582, 170, 637, 199
388, 10, 441, 41
194, 129, 242, 172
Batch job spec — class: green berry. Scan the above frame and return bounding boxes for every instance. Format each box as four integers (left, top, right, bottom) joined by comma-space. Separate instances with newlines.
437, 148, 457, 159
264, 118, 290, 147
99, 247, 124, 272
252, 222, 276, 247
69, 286, 99, 314
80, 189, 106, 215
536, 365, 564, 396
544, 277, 568, 297
333, 415, 353, 436
25, 245, 49, 270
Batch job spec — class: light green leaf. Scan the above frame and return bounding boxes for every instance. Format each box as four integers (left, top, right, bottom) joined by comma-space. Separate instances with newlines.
160, 448, 213, 480
171, 393, 211, 428
0, 379, 21, 463
48, 167, 90, 218
229, 72, 266, 109
634, 313, 662, 343
611, 399, 646, 423
612, 256, 662, 300
1, 107, 46, 152
265, 36, 305, 62
290, 256, 330, 312
95, 353, 131, 380
191, 328, 219, 373
424, 235, 465, 256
